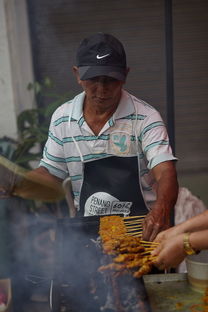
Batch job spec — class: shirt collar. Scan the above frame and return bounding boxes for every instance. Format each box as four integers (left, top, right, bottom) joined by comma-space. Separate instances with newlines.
113, 90, 135, 119
70, 92, 85, 121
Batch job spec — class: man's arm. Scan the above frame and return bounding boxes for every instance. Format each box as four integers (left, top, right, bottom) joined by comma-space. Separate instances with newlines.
142, 160, 179, 241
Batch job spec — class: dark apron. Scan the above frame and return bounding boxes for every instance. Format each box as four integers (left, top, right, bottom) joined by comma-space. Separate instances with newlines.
78, 156, 148, 217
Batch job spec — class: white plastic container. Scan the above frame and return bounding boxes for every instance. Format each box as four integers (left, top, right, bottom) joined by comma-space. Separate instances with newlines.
186, 250, 208, 292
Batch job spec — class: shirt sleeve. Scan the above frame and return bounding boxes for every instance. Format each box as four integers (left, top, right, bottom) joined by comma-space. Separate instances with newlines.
140, 110, 177, 169
39, 107, 68, 180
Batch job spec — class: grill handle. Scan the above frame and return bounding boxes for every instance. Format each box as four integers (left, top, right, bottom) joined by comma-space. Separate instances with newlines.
62, 177, 76, 218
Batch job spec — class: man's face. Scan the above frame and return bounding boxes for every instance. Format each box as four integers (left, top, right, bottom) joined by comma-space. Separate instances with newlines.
73, 67, 125, 109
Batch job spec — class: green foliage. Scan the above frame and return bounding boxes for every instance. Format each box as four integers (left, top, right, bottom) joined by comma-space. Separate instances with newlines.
11, 78, 73, 169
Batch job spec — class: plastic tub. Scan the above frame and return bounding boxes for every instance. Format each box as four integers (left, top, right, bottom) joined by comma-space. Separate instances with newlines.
186, 250, 208, 293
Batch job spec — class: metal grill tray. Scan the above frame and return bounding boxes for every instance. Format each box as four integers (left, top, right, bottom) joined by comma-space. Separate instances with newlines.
52, 216, 152, 312
143, 273, 204, 312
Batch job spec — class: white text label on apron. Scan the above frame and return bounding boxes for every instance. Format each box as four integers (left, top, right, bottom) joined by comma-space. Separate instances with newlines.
84, 192, 132, 216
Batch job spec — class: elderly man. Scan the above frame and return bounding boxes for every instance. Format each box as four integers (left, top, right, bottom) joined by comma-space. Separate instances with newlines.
1, 33, 178, 241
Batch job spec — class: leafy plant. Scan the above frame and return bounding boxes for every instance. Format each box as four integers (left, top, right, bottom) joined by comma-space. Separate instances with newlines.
11, 78, 73, 169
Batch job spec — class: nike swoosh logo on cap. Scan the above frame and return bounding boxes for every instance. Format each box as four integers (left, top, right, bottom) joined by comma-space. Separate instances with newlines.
96, 53, 110, 59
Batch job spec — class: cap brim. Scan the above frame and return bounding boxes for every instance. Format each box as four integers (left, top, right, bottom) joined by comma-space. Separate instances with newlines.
78, 66, 126, 81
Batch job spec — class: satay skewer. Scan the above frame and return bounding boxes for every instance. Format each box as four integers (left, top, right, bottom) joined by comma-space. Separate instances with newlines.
124, 219, 144, 224
124, 215, 146, 220
124, 222, 143, 227
126, 226, 143, 231
140, 250, 155, 256
125, 222, 143, 227
142, 246, 156, 251
148, 256, 157, 261
140, 240, 159, 246
126, 231, 143, 236
99, 215, 157, 279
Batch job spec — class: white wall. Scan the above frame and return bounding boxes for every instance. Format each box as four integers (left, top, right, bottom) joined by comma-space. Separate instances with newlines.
0, 0, 34, 139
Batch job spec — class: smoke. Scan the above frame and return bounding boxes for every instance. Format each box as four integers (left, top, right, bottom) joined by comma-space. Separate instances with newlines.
6, 197, 57, 311
6, 199, 151, 311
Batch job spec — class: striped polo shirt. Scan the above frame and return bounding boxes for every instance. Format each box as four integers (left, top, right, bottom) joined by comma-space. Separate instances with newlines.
39, 90, 177, 211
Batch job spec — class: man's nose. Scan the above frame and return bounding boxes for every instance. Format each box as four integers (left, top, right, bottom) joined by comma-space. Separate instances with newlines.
96, 76, 112, 84
96, 78, 110, 93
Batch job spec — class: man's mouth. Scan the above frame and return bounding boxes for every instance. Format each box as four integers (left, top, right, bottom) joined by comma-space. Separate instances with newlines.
96, 97, 110, 102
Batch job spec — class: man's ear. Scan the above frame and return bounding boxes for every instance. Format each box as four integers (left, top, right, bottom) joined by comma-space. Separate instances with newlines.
72, 66, 82, 84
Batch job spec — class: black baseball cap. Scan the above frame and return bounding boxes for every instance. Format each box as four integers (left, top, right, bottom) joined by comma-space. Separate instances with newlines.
76, 33, 127, 81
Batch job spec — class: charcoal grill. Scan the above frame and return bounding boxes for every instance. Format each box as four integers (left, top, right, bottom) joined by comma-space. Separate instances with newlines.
51, 216, 152, 312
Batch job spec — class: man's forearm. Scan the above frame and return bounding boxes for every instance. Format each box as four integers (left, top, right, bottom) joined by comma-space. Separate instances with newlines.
142, 161, 178, 241
152, 161, 178, 217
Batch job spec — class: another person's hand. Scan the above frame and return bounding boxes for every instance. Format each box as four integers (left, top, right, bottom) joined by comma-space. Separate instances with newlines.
142, 205, 171, 241
151, 233, 186, 270
153, 224, 184, 244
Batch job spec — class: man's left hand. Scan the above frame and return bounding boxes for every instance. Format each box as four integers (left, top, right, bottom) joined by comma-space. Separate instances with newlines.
141, 161, 178, 241
142, 206, 170, 241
